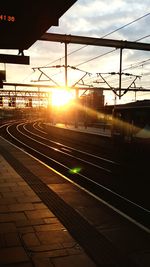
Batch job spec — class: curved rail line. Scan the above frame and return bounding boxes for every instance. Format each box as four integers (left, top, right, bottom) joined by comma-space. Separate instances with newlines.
33, 121, 117, 165
0, 120, 150, 233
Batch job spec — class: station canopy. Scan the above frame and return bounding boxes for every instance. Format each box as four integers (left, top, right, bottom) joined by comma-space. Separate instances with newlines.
0, 0, 77, 50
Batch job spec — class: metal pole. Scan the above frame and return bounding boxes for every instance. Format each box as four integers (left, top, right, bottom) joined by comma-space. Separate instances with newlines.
119, 48, 123, 99
65, 42, 68, 88
75, 88, 79, 128
135, 90, 137, 101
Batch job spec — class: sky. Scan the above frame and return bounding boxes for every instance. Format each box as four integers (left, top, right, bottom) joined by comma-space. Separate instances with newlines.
0, 0, 150, 105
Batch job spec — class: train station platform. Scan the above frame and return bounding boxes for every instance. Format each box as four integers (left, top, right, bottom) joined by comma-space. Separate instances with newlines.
0, 137, 96, 267
0, 135, 150, 267
51, 123, 111, 137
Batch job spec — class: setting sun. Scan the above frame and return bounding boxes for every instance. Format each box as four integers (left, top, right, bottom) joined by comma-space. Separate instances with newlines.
51, 88, 74, 107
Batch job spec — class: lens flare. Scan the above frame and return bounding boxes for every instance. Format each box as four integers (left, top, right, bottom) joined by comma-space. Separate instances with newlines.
69, 167, 82, 174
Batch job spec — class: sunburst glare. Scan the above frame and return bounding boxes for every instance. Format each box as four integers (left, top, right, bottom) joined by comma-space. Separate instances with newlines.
51, 88, 74, 107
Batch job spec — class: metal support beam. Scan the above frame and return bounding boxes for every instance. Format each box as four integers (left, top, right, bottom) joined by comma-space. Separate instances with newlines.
0, 54, 30, 65
40, 33, 150, 51
75, 88, 79, 128
119, 48, 123, 99
65, 43, 68, 87
2, 82, 150, 92
3, 82, 57, 88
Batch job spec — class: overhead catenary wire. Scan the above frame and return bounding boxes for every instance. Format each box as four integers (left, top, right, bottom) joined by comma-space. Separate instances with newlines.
75, 34, 150, 68
36, 18, 150, 84
25, 12, 150, 90
81, 34, 150, 85
42, 12, 150, 68
53, 33, 150, 84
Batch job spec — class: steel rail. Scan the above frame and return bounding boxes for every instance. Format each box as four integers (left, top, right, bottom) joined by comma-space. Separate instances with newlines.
32, 121, 116, 165
21, 122, 112, 173
3, 121, 150, 233
7, 121, 150, 213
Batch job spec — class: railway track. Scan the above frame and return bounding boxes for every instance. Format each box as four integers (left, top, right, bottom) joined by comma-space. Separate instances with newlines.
0, 120, 150, 232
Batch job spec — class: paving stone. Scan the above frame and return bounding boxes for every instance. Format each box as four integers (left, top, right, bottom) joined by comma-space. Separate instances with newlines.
0, 186, 11, 192
43, 217, 62, 225
66, 246, 84, 256
33, 203, 47, 210
22, 232, 41, 247
0, 182, 17, 187
34, 224, 65, 232
18, 226, 35, 234
0, 198, 18, 205
21, 187, 34, 193
64, 243, 83, 255
16, 196, 41, 203
9, 185, 30, 192
0, 212, 27, 222
0, 222, 17, 233
49, 184, 76, 193
29, 243, 63, 252
36, 230, 74, 245
1, 191, 25, 198
5, 232, 21, 247
32, 248, 68, 259
8, 203, 35, 212
0, 233, 6, 247
62, 241, 81, 250
16, 219, 44, 227
0, 246, 29, 264
0, 205, 9, 212
2, 263, 33, 267
2, 177, 21, 182
25, 191, 38, 197
25, 209, 54, 220
33, 258, 53, 267
17, 181, 28, 186
51, 254, 97, 267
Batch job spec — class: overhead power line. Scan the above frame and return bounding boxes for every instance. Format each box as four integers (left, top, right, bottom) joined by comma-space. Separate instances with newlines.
43, 12, 150, 68
27, 12, 150, 87
75, 34, 150, 67
66, 12, 150, 58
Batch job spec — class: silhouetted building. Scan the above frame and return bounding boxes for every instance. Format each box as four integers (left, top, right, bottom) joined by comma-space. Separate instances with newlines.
79, 89, 105, 124
0, 96, 3, 106
8, 97, 16, 107
80, 89, 104, 109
